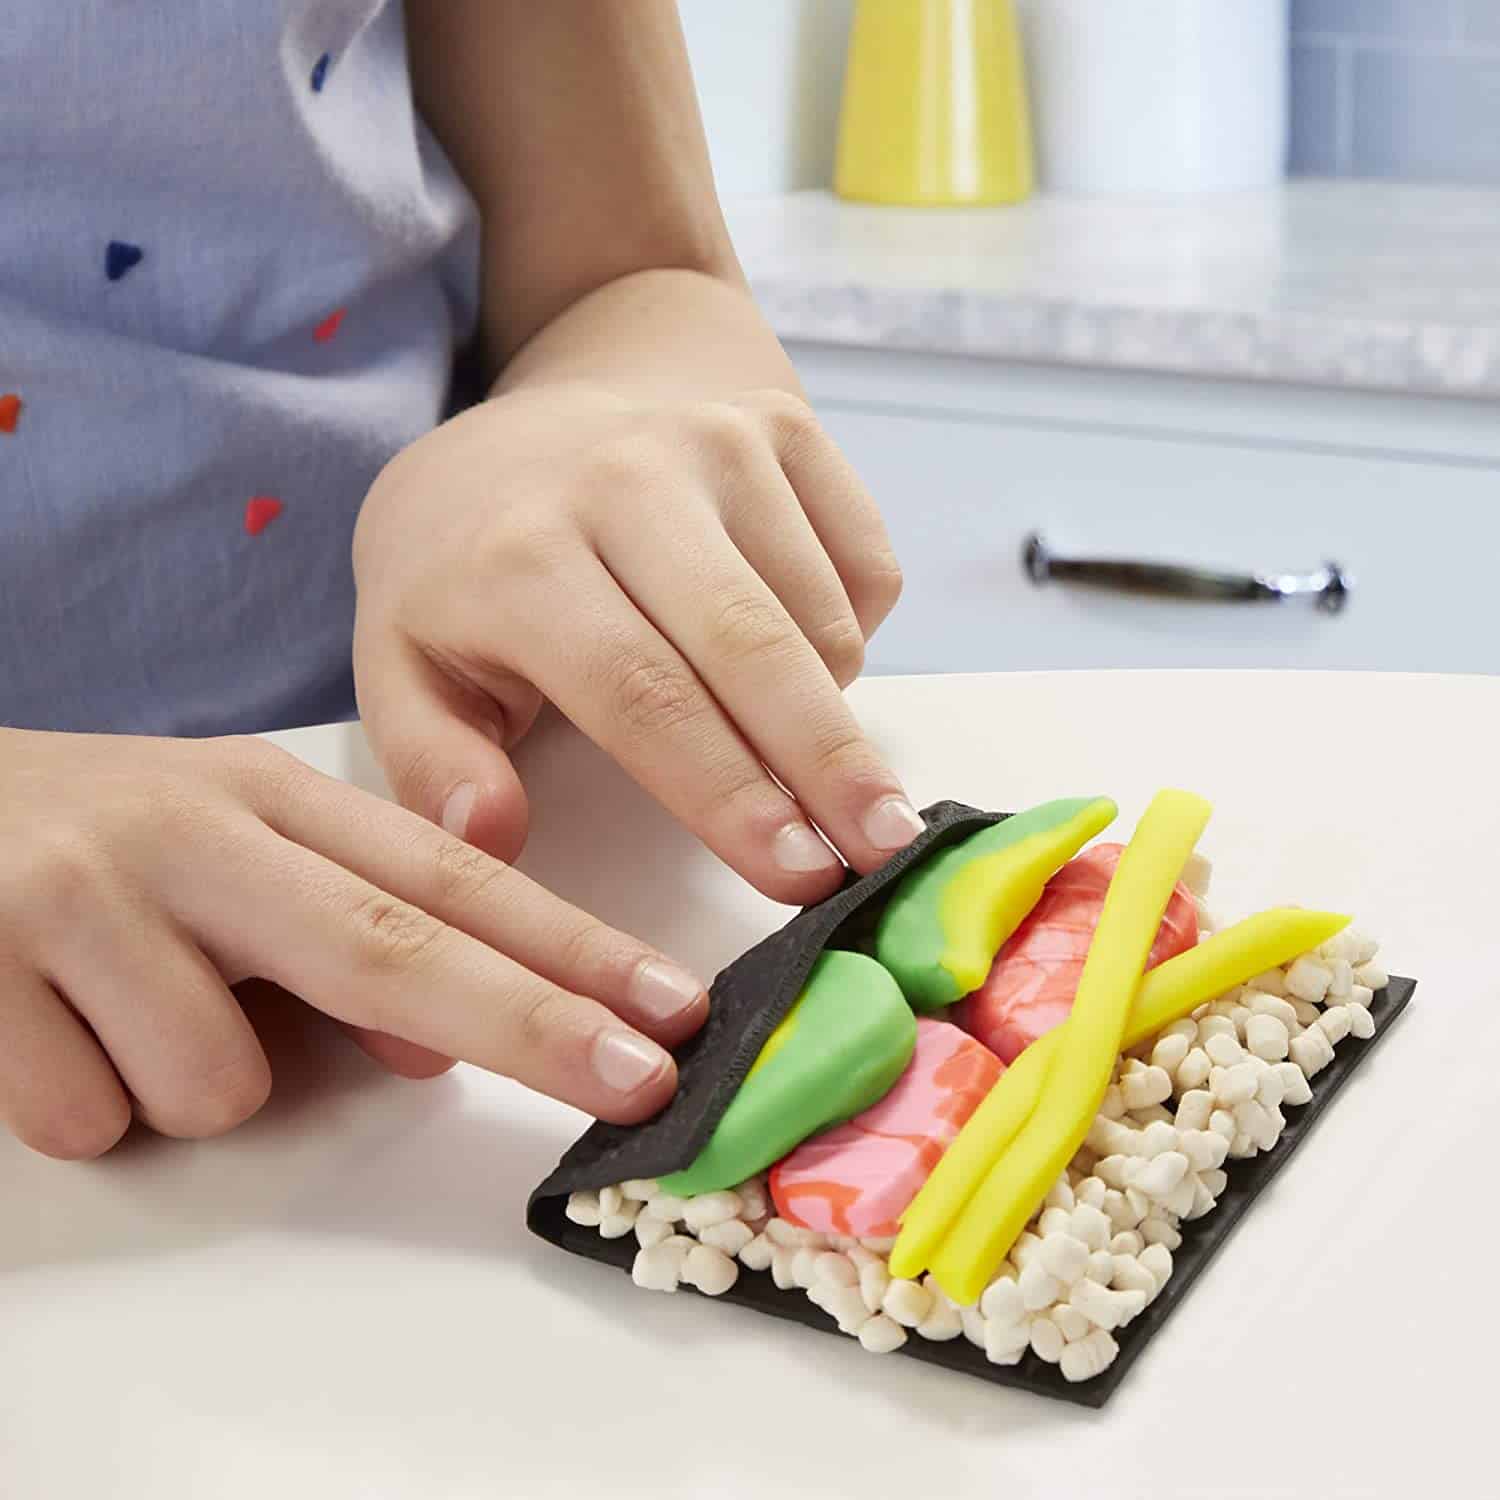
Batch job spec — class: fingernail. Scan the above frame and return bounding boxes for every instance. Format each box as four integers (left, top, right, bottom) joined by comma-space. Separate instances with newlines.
633, 959, 707, 1023
593, 1030, 669, 1094
773, 823, 841, 874
863, 795, 925, 852
441, 782, 477, 838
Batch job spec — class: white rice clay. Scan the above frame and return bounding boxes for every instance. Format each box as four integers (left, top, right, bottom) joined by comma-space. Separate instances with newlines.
567, 923, 1387, 1384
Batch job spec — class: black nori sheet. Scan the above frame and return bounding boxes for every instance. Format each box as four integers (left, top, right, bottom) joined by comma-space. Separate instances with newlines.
526, 806, 1414, 1408
528, 801, 1003, 1202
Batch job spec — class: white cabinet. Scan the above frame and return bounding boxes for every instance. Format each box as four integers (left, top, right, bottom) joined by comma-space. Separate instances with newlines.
790, 345, 1500, 675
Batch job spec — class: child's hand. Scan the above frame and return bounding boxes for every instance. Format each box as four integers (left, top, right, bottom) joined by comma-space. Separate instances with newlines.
352, 384, 917, 905
0, 728, 706, 1159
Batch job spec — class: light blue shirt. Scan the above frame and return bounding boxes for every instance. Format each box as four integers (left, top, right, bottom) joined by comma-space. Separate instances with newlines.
0, 1, 480, 735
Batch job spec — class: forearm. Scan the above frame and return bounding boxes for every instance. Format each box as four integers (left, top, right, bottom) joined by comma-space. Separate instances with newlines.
491, 267, 804, 405
406, 1, 795, 406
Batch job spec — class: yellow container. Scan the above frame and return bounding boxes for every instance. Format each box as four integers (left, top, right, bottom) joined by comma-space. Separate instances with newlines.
835, 0, 1034, 206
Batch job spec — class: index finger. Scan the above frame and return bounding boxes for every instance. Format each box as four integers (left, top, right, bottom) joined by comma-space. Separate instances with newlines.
597, 516, 923, 877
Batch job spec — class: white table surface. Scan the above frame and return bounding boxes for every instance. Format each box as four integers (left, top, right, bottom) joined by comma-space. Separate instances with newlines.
4, 671, 1497, 1499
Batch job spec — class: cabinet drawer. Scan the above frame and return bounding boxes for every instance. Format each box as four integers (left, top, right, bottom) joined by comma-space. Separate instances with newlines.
818, 406, 1498, 675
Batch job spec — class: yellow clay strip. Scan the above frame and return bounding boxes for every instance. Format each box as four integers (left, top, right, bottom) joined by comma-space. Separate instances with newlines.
1123, 906, 1351, 1047
926, 789, 1212, 1304
889, 1039, 1049, 1278
889, 904, 1350, 1279
888, 900, 1350, 1278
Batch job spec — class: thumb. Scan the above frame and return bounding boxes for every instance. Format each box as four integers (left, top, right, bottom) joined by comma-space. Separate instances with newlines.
356, 638, 535, 865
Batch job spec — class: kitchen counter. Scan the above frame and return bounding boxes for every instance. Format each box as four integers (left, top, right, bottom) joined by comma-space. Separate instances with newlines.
727, 181, 1500, 399
3, 671, 1497, 1498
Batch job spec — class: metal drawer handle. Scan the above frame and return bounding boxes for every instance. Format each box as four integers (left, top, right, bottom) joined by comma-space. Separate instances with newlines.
1022, 533, 1351, 614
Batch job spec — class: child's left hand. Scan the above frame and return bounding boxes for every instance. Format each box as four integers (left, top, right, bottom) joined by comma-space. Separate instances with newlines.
352, 381, 916, 906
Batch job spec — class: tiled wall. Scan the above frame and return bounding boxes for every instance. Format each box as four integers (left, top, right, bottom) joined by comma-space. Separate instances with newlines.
1291, 0, 1500, 183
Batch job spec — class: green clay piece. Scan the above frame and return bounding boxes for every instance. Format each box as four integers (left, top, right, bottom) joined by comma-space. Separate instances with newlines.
657, 950, 917, 1197
874, 796, 1118, 1013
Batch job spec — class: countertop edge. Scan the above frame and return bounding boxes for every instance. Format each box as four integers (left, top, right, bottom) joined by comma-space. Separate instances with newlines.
748, 274, 1500, 401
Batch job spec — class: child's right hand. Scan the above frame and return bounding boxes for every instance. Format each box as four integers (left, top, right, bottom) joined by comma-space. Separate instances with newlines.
0, 728, 708, 1160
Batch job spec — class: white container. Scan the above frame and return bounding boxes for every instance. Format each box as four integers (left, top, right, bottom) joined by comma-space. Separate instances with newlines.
1020, 0, 1288, 194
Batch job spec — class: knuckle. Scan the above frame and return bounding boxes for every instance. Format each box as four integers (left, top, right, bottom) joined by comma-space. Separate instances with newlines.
743, 387, 819, 437
708, 592, 793, 670
606, 654, 702, 739
513, 987, 573, 1060
347, 889, 448, 975
807, 720, 875, 783
211, 733, 314, 807
552, 916, 618, 990
586, 433, 669, 497
430, 835, 509, 910
813, 612, 867, 687
484, 518, 572, 586
385, 740, 444, 811
214, 733, 302, 781
20, 831, 109, 923
859, 552, 905, 617
693, 402, 758, 466
693, 761, 786, 844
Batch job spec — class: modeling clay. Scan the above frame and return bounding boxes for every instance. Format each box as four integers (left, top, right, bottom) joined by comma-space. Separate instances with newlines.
887, 1032, 1054, 1280
925, 789, 1212, 1303
529, 791, 1412, 1399
874, 797, 1118, 1012
658, 950, 916, 1197
1125, 907, 1351, 1044
888, 904, 1352, 1278
954, 842, 1198, 1062
769, 1018, 1003, 1238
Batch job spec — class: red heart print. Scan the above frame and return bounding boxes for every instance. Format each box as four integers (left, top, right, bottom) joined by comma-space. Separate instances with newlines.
244, 496, 284, 536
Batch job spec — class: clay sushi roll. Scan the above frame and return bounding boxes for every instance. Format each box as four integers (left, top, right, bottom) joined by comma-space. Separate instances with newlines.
528, 794, 1410, 1405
